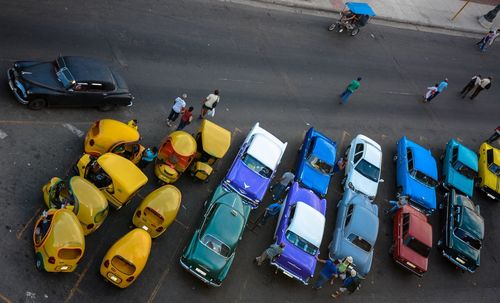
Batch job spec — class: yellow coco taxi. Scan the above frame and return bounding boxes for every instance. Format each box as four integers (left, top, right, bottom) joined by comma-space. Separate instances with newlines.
42, 176, 109, 235
100, 228, 152, 288
190, 119, 231, 181
155, 131, 197, 183
75, 153, 148, 209
478, 142, 500, 201
84, 119, 145, 164
33, 209, 85, 272
133, 185, 181, 238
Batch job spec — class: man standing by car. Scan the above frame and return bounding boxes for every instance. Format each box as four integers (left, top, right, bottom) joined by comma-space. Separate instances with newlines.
167, 93, 187, 126
254, 243, 285, 266
200, 89, 220, 119
270, 171, 295, 201
312, 255, 339, 290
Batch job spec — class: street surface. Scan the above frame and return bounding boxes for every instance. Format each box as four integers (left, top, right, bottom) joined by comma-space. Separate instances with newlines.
0, 1, 498, 302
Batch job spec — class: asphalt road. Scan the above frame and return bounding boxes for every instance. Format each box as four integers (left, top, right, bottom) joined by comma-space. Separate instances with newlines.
0, 1, 498, 302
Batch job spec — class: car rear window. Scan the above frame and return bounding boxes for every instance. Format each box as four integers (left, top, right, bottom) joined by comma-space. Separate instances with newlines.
144, 207, 164, 226
201, 234, 231, 258
403, 236, 431, 257
454, 228, 482, 250
348, 233, 372, 252
286, 230, 318, 255
354, 159, 380, 182
58, 248, 82, 260
411, 170, 438, 188
307, 154, 334, 175
242, 154, 272, 178
453, 161, 477, 179
111, 255, 136, 275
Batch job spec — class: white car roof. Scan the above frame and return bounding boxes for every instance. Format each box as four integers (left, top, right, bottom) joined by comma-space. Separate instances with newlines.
246, 123, 287, 170
288, 201, 325, 248
364, 143, 382, 166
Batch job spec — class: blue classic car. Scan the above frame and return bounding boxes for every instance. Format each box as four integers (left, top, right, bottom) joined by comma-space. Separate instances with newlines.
395, 137, 439, 214
223, 123, 287, 208
271, 182, 326, 284
328, 189, 379, 277
296, 128, 337, 198
441, 139, 478, 197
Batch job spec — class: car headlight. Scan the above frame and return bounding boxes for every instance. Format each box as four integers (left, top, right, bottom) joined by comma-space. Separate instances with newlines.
348, 182, 354, 190
26, 89, 32, 95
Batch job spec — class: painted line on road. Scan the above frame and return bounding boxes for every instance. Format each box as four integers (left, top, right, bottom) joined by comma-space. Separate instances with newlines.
0, 292, 12, 303
62, 123, 84, 138
385, 91, 414, 96
174, 219, 189, 230
0, 129, 7, 139
16, 206, 43, 240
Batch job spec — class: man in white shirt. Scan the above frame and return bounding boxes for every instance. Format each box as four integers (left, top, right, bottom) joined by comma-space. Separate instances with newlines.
199, 89, 220, 119
167, 93, 187, 126
461, 75, 481, 98
470, 77, 492, 100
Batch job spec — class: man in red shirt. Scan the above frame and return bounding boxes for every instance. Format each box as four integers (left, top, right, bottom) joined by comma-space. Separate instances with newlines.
176, 106, 194, 130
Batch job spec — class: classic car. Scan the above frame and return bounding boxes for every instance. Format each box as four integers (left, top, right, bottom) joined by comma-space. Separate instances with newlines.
329, 189, 379, 276
477, 142, 500, 201
438, 189, 484, 273
180, 185, 252, 287
223, 123, 287, 208
296, 127, 337, 197
342, 134, 383, 200
441, 139, 478, 197
390, 204, 432, 277
271, 182, 326, 284
395, 136, 439, 214
7, 55, 133, 111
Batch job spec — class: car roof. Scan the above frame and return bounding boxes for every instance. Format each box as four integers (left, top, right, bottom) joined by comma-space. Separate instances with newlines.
363, 142, 382, 165
206, 202, 245, 247
247, 133, 283, 170
61, 56, 115, 85
454, 194, 484, 239
288, 201, 325, 248
345, 197, 379, 244
481, 142, 500, 164
451, 140, 478, 171
404, 137, 437, 178
311, 136, 336, 164
403, 205, 433, 246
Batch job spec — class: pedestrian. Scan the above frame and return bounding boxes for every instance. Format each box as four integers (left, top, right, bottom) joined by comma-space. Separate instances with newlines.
339, 77, 361, 104
312, 255, 340, 290
258, 202, 283, 226
423, 83, 438, 103
138, 147, 158, 169
270, 171, 295, 201
478, 30, 498, 51
332, 157, 346, 174
461, 75, 481, 98
486, 126, 500, 144
427, 78, 448, 102
176, 106, 194, 130
167, 93, 187, 126
331, 270, 361, 299
336, 256, 354, 280
470, 76, 492, 100
385, 195, 409, 215
255, 243, 285, 266
199, 89, 220, 119
488, 29, 500, 49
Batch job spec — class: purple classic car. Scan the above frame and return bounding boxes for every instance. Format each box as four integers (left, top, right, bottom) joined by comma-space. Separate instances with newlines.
223, 123, 287, 208
271, 182, 326, 284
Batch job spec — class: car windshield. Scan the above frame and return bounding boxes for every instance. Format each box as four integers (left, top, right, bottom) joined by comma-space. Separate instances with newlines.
307, 154, 334, 175
488, 163, 500, 176
404, 236, 431, 257
354, 159, 380, 182
454, 228, 482, 250
201, 234, 232, 258
55, 67, 75, 89
347, 233, 372, 252
285, 230, 318, 255
411, 170, 438, 187
452, 161, 477, 179
242, 153, 272, 178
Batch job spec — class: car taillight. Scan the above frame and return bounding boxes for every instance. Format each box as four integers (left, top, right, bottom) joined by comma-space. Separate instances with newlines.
87, 223, 95, 230
156, 226, 164, 232
104, 260, 109, 268
136, 210, 141, 218
48, 257, 55, 264
126, 276, 134, 282
89, 139, 95, 146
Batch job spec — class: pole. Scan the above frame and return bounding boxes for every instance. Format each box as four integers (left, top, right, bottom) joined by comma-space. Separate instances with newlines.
451, 1, 471, 21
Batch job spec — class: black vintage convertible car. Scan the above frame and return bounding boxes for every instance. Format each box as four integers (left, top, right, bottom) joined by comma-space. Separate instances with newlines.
7, 56, 134, 111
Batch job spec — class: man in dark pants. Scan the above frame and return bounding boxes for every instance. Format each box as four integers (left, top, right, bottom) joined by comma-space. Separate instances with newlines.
461, 75, 481, 98
487, 126, 500, 144
470, 77, 492, 100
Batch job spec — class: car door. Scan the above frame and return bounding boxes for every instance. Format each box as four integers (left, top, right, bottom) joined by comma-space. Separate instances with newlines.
347, 143, 364, 183
82, 82, 107, 107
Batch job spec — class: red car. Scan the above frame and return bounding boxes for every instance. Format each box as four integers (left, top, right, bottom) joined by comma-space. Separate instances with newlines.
390, 205, 432, 277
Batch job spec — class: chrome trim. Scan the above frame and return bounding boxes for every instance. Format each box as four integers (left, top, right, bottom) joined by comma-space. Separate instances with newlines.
441, 250, 475, 273
270, 261, 309, 285
7, 68, 29, 105
179, 258, 221, 287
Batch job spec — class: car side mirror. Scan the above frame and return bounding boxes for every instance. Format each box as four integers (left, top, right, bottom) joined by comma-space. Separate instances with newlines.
379, 179, 385, 183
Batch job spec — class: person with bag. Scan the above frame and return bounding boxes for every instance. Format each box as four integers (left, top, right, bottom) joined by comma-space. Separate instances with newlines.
167, 93, 187, 126
461, 75, 481, 98
470, 77, 492, 100
199, 89, 220, 119
331, 270, 362, 299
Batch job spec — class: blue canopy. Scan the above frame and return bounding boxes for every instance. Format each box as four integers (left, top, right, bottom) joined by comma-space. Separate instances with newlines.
346, 2, 376, 17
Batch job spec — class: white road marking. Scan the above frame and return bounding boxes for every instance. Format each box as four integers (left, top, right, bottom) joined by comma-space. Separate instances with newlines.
62, 123, 84, 137
0, 129, 7, 139
385, 91, 413, 96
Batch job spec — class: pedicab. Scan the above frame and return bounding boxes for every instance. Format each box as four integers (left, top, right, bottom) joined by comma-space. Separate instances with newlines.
133, 185, 182, 238
328, 2, 376, 36
33, 208, 85, 272
83, 119, 145, 165
42, 176, 109, 235
75, 153, 148, 209
155, 131, 197, 183
190, 119, 231, 181
100, 228, 152, 288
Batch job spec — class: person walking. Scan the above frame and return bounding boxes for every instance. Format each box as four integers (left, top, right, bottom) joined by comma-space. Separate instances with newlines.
385, 195, 409, 215
427, 79, 448, 102
331, 270, 361, 299
312, 255, 340, 290
461, 75, 481, 98
486, 126, 500, 144
423, 84, 438, 103
477, 30, 494, 51
138, 147, 158, 169
270, 171, 295, 201
167, 93, 187, 126
339, 77, 361, 104
470, 77, 492, 100
258, 202, 283, 226
176, 106, 194, 130
255, 243, 285, 266
200, 89, 220, 119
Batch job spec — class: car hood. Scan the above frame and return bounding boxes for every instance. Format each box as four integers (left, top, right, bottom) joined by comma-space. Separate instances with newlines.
273, 242, 316, 282
333, 240, 373, 276
297, 163, 330, 197
405, 177, 436, 211
449, 235, 480, 265
15, 61, 62, 90
349, 169, 378, 198
224, 159, 269, 205
447, 169, 474, 197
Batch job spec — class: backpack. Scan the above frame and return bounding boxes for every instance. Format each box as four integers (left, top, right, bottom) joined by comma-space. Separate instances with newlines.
346, 277, 361, 293
485, 82, 492, 89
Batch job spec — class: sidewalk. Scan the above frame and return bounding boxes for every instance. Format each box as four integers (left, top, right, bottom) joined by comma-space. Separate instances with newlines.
237, 0, 500, 34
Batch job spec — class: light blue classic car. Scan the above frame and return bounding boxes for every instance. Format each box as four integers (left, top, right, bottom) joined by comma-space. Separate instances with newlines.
328, 189, 379, 276
441, 139, 478, 197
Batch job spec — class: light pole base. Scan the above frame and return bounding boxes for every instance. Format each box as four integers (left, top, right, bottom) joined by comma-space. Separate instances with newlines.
478, 15, 493, 29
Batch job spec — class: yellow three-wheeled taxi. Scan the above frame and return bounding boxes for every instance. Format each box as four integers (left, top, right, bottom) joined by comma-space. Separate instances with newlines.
154, 131, 197, 183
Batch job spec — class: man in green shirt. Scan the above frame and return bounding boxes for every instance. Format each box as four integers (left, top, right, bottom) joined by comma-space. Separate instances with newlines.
340, 77, 361, 104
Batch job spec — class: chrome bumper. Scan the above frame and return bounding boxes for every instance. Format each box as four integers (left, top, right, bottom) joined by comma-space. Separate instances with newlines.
7, 68, 29, 105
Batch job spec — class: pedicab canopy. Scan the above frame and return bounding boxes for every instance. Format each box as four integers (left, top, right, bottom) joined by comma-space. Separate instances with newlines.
346, 2, 376, 17
199, 120, 231, 158
158, 131, 197, 159
38, 209, 85, 255
105, 228, 152, 273
84, 119, 141, 156
69, 176, 108, 232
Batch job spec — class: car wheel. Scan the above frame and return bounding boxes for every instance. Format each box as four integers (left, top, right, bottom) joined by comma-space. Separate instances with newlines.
98, 102, 115, 112
350, 27, 360, 36
328, 23, 336, 31
393, 154, 398, 162
28, 98, 46, 110
35, 253, 44, 271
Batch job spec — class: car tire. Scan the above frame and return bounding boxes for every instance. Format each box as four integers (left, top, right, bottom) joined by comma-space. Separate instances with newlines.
350, 27, 360, 36
393, 154, 398, 162
98, 102, 115, 112
328, 23, 336, 31
28, 98, 46, 110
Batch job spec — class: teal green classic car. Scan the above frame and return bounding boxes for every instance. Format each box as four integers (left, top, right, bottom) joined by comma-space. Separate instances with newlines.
180, 185, 251, 286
